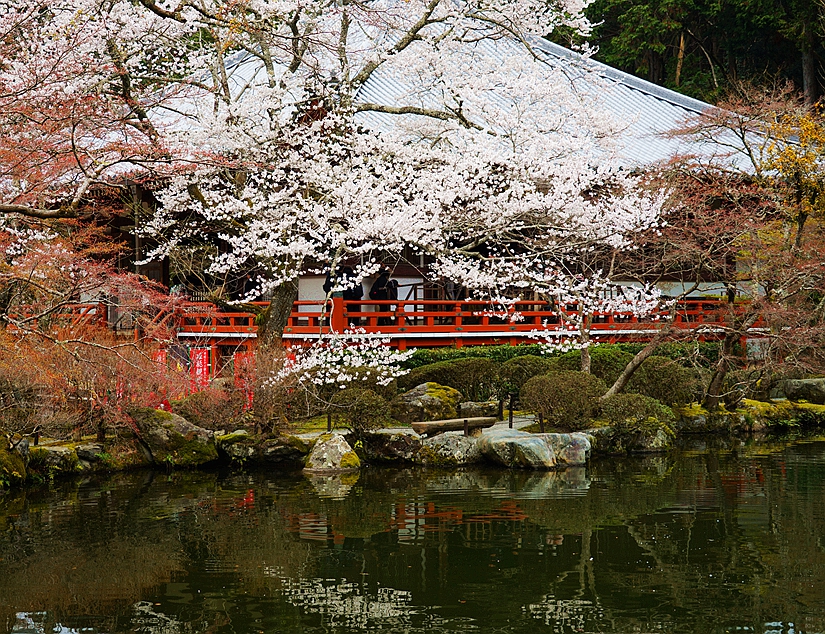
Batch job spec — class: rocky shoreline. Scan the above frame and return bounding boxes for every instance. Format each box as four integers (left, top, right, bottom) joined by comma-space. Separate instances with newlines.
2, 397, 825, 490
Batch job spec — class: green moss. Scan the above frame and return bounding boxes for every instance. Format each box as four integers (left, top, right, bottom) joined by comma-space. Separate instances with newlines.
25, 445, 81, 480
424, 383, 461, 404
413, 383, 460, 419
284, 435, 313, 454
413, 444, 459, 466
339, 451, 361, 469
215, 431, 251, 445
675, 402, 709, 418
163, 435, 218, 467
0, 449, 26, 488
129, 406, 175, 425
27, 446, 49, 468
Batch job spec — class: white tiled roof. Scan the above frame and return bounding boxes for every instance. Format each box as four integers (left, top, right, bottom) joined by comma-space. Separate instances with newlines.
355, 37, 740, 169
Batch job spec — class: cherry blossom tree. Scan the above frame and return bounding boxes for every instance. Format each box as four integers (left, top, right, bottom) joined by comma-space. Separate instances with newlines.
1, 0, 664, 356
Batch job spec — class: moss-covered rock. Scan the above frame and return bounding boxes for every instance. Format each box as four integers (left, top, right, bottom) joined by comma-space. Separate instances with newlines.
128, 407, 218, 467
416, 432, 483, 466
390, 382, 461, 423
672, 399, 825, 434
359, 432, 422, 464
27, 445, 81, 478
215, 430, 258, 463
304, 434, 360, 472
0, 448, 26, 487
260, 437, 309, 467
587, 418, 675, 455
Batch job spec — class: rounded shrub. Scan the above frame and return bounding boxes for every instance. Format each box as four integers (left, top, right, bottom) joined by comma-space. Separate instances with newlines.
520, 371, 607, 431
546, 345, 634, 387
601, 393, 675, 427
397, 358, 496, 401
600, 393, 676, 453
331, 388, 392, 436
494, 355, 556, 398
626, 356, 701, 406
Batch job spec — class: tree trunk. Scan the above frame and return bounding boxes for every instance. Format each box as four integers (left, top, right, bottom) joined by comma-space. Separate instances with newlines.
802, 27, 818, 107
256, 280, 299, 349
703, 311, 760, 411
601, 336, 665, 400
579, 310, 591, 374
675, 33, 685, 87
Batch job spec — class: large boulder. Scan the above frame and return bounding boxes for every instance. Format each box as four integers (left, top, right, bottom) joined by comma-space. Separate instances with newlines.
478, 427, 557, 469
391, 383, 461, 423
780, 378, 825, 404
359, 432, 422, 464
129, 407, 218, 467
544, 433, 591, 467
458, 400, 499, 418
304, 434, 361, 472
418, 432, 483, 466
586, 421, 674, 454
215, 430, 258, 463
261, 438, 310, 466
27, 445, 80, 475
74, 443, 104, 463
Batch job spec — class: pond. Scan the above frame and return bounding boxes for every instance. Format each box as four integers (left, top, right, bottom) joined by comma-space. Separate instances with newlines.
3, 437, 825, 634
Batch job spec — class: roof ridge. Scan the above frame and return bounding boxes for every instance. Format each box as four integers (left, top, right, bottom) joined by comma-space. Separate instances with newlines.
530, 38, 712, 115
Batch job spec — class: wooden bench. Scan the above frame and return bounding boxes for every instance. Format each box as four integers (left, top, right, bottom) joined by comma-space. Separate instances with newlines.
411, 417, 497, 438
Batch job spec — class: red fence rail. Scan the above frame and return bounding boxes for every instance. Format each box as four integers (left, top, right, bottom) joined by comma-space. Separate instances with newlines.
173, 297, 763, 350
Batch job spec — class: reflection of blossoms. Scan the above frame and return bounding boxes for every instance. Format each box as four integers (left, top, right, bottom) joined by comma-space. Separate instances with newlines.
273, 330, 414, 388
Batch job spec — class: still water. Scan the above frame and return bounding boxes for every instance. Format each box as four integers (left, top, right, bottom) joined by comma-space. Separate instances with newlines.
3, 438, 825, 633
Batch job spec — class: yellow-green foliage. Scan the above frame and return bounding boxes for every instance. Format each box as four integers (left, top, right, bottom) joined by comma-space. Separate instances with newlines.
339, 451, 361, 470
741, 399, 825, 427
673, 399, 825, 433
0, 449, 25, 487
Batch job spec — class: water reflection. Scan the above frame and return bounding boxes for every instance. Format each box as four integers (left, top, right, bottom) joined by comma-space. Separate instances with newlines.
2, 441, 825, 633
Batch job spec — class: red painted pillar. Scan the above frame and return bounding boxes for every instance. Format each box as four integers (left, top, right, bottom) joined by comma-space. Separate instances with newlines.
330, 292, 347, 333
210, 344, 218, 378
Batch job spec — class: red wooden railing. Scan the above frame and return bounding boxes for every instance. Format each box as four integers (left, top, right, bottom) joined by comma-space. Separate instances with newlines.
173, 296, 763, 350
6, 302, 108, 332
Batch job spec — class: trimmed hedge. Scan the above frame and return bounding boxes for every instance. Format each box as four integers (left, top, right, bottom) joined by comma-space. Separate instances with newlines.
520, 371, 607, 432
494, 355, 557, 398
601, 393, 675, 427
626, 356, 703, 406
404, 342, 721, 370
608, 342, 721, 368
546, 345, 634, 387
397, 358, 497, 401
403, 344, 548, 369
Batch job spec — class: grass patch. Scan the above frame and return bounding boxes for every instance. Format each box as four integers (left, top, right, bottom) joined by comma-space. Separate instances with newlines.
292, 415, 410, 434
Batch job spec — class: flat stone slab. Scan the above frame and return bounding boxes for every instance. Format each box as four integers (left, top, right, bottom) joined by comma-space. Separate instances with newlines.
412, 417, 497, 437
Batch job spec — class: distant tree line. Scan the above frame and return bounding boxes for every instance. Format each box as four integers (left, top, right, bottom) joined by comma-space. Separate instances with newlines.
575, 0, 822, 105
